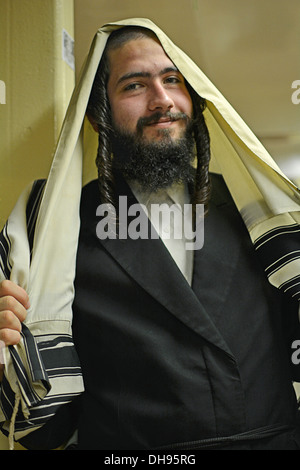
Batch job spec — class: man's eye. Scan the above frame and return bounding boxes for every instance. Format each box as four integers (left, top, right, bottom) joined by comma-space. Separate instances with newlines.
124, 83, 142, 91
165, 76, 181, 84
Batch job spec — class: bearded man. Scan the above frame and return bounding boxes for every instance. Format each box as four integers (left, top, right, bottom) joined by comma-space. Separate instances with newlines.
0, 19, 299, 450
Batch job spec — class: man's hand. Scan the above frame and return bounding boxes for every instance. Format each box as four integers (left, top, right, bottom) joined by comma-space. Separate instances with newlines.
0, 280, 29, 346
0, 280, 29, 381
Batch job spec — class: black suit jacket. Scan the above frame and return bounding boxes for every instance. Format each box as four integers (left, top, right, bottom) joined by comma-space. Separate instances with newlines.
21, 173, 300, 450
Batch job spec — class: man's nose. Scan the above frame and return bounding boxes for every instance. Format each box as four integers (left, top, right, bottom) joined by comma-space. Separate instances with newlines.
148, 82, 174, 112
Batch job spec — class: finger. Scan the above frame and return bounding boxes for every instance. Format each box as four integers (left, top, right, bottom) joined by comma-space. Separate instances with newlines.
0, 296, 27, 323
0, 280, 30, 309
0, 309, 22, 332
0, 328, 21, 346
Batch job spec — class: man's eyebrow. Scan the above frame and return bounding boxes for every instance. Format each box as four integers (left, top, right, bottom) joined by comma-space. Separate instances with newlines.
116, 67, 180, 86
117, 71, 151, 86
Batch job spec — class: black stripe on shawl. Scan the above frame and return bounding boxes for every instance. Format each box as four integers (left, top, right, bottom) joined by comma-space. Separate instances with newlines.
0, 330, 82, 437
0, 179, 46, 279
25, 179, 47, 256
254, 223, 300, 301
0, 224, 12, 279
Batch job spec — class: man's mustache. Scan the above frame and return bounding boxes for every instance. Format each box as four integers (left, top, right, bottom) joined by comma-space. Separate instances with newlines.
136, 111, 190, 134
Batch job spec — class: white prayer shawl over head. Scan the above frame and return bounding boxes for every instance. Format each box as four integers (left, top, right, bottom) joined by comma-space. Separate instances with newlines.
0, 18, 299, 447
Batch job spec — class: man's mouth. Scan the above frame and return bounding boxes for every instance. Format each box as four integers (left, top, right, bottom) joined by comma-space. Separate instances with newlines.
136, 112, 189, 136
148, 117, 175, 126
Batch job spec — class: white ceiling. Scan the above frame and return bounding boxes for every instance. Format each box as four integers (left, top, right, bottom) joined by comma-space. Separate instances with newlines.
74, 0, 300, 184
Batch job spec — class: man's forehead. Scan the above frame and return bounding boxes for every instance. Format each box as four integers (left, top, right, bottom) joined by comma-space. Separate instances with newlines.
107, 37, 176, 80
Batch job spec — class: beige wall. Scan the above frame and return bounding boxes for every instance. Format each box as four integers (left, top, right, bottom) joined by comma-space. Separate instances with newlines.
0, 0, 75, 229
0, 0, 75, 449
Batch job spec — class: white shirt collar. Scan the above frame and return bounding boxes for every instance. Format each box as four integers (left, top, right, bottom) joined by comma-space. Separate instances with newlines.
128, 179, 194, 285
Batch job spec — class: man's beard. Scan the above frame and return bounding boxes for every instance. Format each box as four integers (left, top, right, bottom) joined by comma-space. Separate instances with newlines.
111, 111, 196, 192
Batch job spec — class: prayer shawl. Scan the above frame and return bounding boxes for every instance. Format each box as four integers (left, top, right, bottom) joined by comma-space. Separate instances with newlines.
0, 18, 299, 448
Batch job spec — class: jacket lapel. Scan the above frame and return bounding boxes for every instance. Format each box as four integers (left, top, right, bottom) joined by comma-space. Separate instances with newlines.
98, 173, 234, 357
192, 174, 248, 329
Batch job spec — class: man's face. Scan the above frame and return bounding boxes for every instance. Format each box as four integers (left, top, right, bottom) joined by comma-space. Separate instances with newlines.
106, 36, 193, 142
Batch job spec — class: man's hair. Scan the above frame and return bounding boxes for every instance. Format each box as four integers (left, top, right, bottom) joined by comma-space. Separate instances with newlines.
87, 26, 211, 214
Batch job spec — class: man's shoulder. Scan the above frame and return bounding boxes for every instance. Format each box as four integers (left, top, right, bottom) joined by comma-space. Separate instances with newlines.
209, 172, 234, 208
80, 179, 100, 207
